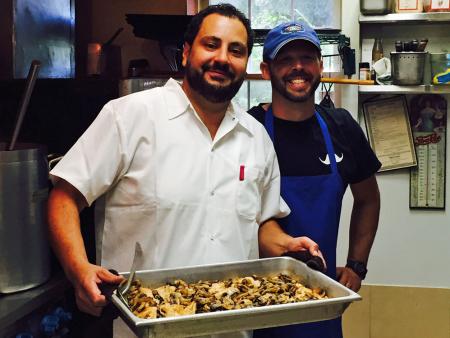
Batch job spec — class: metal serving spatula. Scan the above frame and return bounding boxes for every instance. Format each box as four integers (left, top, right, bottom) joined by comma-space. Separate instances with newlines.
117, 241, 143, 304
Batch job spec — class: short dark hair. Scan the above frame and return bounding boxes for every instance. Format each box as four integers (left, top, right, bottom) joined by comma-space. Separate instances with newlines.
184, 3, 254, 56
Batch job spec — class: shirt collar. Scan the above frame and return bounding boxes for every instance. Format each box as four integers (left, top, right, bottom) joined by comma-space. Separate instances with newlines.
227, 100, 253, 135
164, 78, 191, 120
164, 78, 253, 135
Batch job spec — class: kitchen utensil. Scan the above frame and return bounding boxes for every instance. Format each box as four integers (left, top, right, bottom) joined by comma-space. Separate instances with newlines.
98, 242, 143, 318
160, 44, 182, 72
403, 41, 411, 52
117, 241, 143, 303
88, 28, 124, 77
103, 27, 124, 48
391, 51, 428, 85
395, 40, 404, 52
417, 38, 429, 52
8, 60, 41, 151
111, 257, 361, 337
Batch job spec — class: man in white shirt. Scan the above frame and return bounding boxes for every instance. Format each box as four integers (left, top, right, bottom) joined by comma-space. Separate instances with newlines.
47, 4, 323, 337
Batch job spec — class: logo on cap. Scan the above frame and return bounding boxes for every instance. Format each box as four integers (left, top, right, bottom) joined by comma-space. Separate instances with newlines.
282, 23, 304, 34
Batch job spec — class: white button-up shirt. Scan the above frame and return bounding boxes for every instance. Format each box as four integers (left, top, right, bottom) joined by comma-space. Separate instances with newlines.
50, 78, 289, 336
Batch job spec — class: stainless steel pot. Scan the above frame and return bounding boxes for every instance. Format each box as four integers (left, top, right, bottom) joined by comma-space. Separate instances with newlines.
0, 142, 51, 293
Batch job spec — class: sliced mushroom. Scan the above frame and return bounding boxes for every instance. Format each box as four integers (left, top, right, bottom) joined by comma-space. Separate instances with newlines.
126, 273, 327, 318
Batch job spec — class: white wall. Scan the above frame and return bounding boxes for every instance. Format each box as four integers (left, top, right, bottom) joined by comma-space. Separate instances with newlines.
337, 0, 450, 288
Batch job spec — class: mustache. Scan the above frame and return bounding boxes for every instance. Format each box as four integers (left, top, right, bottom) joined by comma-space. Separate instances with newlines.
284, 70, 311, 81
202, 62, 235, 79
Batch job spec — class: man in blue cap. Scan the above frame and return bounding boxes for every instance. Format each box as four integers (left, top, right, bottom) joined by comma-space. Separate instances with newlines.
251, 21, 381, 338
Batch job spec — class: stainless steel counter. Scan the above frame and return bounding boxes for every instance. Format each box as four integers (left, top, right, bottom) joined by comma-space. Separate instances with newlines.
0, 272, 71, 333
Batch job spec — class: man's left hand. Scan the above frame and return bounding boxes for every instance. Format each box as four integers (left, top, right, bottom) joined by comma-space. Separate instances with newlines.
337, 266, 362, 292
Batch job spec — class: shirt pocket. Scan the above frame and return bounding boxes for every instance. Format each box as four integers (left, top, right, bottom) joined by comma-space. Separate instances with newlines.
236, 166, 263, 220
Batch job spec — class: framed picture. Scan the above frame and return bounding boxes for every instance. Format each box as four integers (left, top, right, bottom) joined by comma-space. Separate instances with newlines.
363, 95, 417, 171
429, 0, 450, 10
409, 94, 447, 209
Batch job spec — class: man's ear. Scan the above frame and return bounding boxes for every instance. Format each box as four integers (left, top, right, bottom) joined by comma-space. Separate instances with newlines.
260, 61, 271, 80
182, 42, 190, 67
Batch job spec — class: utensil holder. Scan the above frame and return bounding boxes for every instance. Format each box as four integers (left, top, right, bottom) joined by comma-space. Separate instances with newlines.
391, 51, 427, 85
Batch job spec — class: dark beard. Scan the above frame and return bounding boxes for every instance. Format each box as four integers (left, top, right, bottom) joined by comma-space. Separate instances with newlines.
185, 60, 245, 103
271, 70, 321, 103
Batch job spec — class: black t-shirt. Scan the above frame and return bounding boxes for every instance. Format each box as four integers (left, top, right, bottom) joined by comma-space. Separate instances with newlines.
248, 104, 381, 185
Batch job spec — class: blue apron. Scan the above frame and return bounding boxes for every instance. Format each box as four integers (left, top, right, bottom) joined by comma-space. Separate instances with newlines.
254, 107, 346, 338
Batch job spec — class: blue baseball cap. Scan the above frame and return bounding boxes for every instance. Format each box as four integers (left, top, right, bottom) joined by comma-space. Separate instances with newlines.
263, 21, 321, 61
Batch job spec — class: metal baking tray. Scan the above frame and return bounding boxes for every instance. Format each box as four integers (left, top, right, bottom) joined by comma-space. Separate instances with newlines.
112, 257, 361, 338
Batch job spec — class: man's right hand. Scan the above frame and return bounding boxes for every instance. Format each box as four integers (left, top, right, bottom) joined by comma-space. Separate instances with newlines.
69, 263, 124, 316
48, 180, 124, 316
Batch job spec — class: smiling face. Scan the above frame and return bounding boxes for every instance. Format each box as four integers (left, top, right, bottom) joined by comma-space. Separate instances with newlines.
261, 40, 322, 104
182, 13, 249, 103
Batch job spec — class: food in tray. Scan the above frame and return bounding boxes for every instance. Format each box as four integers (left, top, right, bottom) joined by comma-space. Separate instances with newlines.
126, 273, 328, 319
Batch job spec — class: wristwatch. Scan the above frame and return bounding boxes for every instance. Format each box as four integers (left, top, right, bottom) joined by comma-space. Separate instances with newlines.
346, 259, 368, 280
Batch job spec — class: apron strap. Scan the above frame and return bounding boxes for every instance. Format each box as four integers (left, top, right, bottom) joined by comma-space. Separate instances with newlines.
314, 111, 338, 173
264, 105, 276, 143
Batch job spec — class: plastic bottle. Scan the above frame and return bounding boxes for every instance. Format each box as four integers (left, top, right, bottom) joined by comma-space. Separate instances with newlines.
371, 38, 384, 82
372, 38, 384, 64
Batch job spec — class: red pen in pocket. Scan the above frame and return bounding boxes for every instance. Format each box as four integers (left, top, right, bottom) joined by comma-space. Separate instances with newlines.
239, 165, 245, 181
